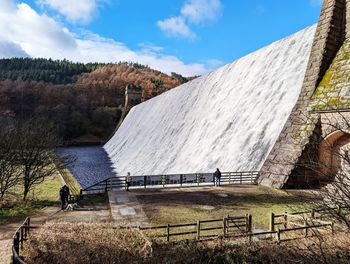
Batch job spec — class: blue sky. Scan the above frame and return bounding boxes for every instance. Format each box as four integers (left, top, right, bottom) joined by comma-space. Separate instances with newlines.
0, 0, 322, 75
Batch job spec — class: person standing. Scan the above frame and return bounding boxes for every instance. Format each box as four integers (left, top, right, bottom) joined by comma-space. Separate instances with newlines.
214, 168, 222, 187
59, 186, 66, 210
63, 185, 70, 204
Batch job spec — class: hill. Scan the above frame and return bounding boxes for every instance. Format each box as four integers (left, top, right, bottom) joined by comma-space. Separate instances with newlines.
0, 58, 193, 142
76, 63, 190, 101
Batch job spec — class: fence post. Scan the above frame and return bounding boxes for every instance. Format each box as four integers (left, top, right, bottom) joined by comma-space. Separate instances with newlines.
331, 222, 334, 234
304, 220, 308, 237
240, 173, 242, 184
144, 176, 147, 189
180, 174, 183, 187
246, 214, 252, 233
14, 231, 20, 257
229, 173, 231, 184
276, 228, 281, 241
223, 217, 226, 237
311, 209, 315, 219
270, 213, 275, 232
24, 220, 28, 240
196, 220, 201, 240
166, 224, 170, 242
283, 212, 288, 229
20, 226, 24, 250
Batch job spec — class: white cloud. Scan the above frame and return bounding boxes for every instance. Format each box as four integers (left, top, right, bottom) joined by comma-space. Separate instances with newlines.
0, 0, 212, 76
36, 0, 106, 24
157, 16, 196, 40
181, 0, 223, 24
206, 59, 224, 68
158, 0, 222, 40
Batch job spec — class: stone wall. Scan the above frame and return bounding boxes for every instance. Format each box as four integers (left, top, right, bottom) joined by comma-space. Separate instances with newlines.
259, 0, 348, 188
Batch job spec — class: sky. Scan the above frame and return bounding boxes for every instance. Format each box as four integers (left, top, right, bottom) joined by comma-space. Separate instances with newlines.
0, 0, 322, 76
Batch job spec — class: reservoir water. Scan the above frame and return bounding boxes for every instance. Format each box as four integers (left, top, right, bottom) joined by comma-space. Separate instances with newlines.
58, 146, 116, 189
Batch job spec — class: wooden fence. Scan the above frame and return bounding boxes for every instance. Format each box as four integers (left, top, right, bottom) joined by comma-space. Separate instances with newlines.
139, 208, 340, 243
82, 171, 259, 194
11, 207, 347, 264
140, 215, 252, 242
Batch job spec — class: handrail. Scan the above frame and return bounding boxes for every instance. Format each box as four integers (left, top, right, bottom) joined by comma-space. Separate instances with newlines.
12, 217, 31, 264
82, 171, 260, 193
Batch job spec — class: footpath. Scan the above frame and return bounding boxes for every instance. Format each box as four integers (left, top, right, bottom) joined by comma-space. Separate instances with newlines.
0, 196, 111, 264
108, 190, 148, 227
0, 206, 61, 264
0, 190, 147, 264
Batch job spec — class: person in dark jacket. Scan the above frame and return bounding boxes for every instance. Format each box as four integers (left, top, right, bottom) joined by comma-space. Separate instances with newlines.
63, 185, 70, 205
59, 186, 66, 210
214, 168, 222, 187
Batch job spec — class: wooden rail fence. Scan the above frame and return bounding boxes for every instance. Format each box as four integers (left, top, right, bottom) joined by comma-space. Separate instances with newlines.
140, 208, 341, 243
140, 214, 252, 242
11, 207, 348, 263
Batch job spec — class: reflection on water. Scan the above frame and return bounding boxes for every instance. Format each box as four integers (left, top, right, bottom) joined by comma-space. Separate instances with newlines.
58, 146, 117, 189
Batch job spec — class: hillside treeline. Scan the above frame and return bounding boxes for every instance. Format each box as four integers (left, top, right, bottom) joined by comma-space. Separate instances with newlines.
0, 58, 100, 84
77, 63, 190, 101
0, 79, 121, 141
0, 58, 193, 143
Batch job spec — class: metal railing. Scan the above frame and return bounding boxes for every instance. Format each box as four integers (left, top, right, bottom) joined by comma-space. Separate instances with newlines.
82, 171, 259, 194
12, 217, 34, 264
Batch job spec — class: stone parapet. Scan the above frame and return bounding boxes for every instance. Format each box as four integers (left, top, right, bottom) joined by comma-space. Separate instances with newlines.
259, 0, 347, 188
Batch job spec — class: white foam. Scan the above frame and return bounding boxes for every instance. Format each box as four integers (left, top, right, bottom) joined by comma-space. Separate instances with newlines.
105, 25, 316, 176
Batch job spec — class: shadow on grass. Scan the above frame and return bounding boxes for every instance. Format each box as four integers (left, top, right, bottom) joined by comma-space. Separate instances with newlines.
136, 191, 319, 208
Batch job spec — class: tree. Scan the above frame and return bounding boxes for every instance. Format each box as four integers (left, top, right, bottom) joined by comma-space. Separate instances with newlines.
0, 119, 21, 199
283, 111, 350, 229
15, 117, 72, 201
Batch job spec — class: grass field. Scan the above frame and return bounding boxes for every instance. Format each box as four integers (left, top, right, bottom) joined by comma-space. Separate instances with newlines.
0, 172, 64, 224
135, 185, 320, 229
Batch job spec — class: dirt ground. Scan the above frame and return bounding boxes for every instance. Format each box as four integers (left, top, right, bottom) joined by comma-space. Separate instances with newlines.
134, 185, 321, 229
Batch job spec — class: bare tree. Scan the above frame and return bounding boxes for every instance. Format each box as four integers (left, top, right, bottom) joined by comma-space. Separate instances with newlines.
283, 110, 350, 229
0, 119, 21, 199
15, 117, 72, 201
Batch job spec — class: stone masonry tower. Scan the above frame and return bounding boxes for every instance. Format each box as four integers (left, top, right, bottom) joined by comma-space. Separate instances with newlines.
259, 0, 350, 188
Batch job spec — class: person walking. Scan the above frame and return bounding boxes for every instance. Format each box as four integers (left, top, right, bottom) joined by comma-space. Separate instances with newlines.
214, 168, 222, 187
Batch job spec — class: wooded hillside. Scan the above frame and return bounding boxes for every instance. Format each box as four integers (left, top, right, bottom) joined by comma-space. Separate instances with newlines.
0, 58, 194, 143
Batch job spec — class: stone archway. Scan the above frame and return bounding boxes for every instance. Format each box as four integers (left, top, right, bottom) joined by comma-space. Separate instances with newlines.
319, 130, 350, 182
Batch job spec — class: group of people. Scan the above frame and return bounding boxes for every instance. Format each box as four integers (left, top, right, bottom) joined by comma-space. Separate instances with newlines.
59, 185, 70, 210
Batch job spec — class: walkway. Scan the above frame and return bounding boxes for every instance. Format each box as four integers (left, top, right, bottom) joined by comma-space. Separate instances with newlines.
0, 195, 111, 264
0, 206, 61, 264
108, 190, 148, 227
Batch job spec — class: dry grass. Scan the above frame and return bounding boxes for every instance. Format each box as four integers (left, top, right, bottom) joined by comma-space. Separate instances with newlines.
23, 222, 152, 264
135, 186, 319, 229
23, 221, 350, 264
